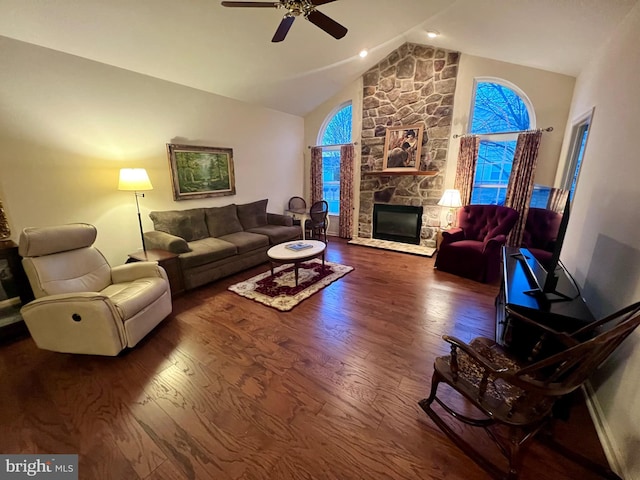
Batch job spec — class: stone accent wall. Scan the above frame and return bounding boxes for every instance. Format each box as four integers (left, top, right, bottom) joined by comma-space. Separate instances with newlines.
359, 43, 460, 247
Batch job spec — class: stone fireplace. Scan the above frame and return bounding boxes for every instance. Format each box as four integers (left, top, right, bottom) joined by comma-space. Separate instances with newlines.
358, 42, 460, 248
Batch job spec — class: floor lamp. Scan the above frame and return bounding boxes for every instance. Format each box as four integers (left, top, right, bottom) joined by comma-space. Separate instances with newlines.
438, 189, 462, 229
118, 168, 153, 251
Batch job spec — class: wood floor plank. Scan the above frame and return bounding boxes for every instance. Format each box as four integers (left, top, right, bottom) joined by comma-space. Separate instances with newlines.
131, 396, 235, 480
144, 459, 190, 480
0, 239, 613, 480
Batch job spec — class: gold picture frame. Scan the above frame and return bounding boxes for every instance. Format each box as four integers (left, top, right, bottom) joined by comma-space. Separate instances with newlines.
167, 144, 236, 200
382, 124, 424, 172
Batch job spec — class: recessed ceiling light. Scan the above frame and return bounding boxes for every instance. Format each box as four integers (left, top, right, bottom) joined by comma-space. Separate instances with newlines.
426, 30, 439, 38
359, 49, 368, 58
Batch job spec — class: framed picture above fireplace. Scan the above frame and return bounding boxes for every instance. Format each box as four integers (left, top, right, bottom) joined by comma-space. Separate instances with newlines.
382, 124, 424, 172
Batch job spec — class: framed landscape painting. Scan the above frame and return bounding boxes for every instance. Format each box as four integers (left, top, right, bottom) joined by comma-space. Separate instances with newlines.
382, 124, 424, 172
167, 144, 236, 200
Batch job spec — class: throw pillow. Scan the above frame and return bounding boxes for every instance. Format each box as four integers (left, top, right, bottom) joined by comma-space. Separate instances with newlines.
149, 208, 208, 242
237, 199, 268, 230
205, 204, 243, 238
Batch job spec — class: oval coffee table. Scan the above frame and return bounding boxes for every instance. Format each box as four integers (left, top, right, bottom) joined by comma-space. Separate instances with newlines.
267, 240, 326, 286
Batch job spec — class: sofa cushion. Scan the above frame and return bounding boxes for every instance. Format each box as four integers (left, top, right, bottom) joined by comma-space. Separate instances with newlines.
150, 208, 208, 242
178, 237, 238, 270
205, 204, 244, 238
237, 199, 268, 230
219, 231, 270, 254
246, 225, 301, 245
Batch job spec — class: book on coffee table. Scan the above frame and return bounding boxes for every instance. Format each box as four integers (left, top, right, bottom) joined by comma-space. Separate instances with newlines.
286, 242, 313, 251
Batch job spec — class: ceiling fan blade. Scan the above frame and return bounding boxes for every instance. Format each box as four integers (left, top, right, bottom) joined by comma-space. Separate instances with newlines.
306, 9, 347, 39
272, 15, 295, 42
221, 1, 280, 7
310, 0, 338, 5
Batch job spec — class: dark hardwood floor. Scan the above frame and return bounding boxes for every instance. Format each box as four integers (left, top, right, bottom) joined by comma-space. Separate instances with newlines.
0, 239, 611, 479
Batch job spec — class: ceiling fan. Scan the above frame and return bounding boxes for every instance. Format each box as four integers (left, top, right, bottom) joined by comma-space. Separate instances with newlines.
221, 0, 348, 43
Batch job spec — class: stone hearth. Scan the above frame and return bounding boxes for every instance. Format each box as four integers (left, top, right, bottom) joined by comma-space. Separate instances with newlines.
348, 237, 435, 257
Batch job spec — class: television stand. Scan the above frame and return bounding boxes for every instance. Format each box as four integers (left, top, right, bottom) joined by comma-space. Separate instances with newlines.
515, 248, 577, 303
522, 280, 574, 302
496, 246, 595, 352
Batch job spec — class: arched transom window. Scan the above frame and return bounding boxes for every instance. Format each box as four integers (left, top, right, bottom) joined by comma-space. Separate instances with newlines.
317, 102, 352, 215
469, 80, 535, 205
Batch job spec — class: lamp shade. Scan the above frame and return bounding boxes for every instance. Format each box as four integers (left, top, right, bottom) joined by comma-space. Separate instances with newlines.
118, 168, 153, 191
437, 189, 462, 208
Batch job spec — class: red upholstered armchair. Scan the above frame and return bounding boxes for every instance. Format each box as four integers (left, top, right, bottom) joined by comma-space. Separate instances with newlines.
435, 205, 519, 283
521, 207, 562, 268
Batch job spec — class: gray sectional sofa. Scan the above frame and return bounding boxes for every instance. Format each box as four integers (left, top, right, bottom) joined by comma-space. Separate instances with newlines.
143, 199, 301, 290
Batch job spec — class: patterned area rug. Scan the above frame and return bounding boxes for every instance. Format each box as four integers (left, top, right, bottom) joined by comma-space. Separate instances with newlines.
228, 259, 353, 312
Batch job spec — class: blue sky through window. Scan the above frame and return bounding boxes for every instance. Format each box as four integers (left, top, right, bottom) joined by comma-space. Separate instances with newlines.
322, 104, 352, 145
470, 82, 531, 205
471, 83, 530, 134
320, 104, 352, 215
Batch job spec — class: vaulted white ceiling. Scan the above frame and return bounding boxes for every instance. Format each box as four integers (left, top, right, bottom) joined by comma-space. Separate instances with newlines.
0, 0, 637, 116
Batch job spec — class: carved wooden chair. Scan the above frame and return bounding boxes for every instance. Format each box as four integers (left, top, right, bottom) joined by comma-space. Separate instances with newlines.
288, 196, 307, 212
419, 301, 640, 480
288, 196, 307, 226
305, 200, 328, 242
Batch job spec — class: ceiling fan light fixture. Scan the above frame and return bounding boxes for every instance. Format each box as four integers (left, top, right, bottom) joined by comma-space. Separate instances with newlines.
221, 0, 347, 42
426, 30, 439, 38
359, 49, 368, 58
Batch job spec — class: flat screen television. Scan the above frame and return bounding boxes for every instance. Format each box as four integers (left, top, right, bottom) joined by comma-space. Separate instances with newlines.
518, 192, 573, 302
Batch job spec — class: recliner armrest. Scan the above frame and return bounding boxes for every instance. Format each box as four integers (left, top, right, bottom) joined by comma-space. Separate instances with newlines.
441, 227, 464, 246
25, 291, 107, 303
111, 262, 166, 283
267, 213, 293, 227
482, 234, 507, 254
144, 230, 190, 254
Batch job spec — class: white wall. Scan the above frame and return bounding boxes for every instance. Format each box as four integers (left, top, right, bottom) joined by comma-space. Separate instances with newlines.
557, 3, 640, 478
0, 36, 304, 265
444, 54, 576, 189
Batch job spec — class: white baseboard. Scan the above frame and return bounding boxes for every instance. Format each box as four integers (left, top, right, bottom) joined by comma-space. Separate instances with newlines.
327, 214, 339, 237
582, 381, 626, 478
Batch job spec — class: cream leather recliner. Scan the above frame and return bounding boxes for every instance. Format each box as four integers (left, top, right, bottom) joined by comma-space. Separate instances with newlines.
18, 223, 172, 356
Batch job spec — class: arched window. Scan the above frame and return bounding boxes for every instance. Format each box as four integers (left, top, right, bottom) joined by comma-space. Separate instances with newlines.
469, 79, 535, 205
317, 102, 352, 215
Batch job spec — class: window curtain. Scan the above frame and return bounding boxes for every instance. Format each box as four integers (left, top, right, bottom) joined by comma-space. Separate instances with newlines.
453, 136, 480, 205
339, 145, 354, 239
505, 131, 543, 246
310, 146, 323, 204
547, 187, 569, 213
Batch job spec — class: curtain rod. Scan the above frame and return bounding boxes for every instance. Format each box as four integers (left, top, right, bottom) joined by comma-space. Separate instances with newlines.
307, 142, 357, 149
453, 127, 553, 139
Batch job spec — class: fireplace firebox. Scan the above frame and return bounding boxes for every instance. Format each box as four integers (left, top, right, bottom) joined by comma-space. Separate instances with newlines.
373, 204, 423, 245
